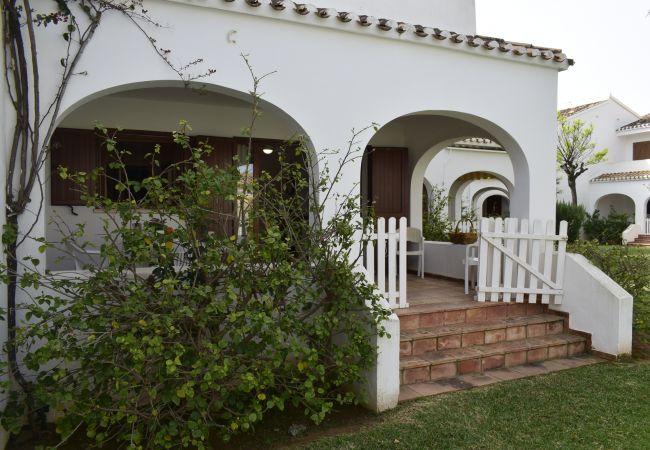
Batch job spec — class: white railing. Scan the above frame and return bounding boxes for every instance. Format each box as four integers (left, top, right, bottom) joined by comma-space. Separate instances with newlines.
646, 218, 650, 234
477, 217, 568, 305
364, 217, 408, 309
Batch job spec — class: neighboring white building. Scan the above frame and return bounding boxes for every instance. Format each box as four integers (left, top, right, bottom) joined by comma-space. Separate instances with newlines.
557, 96, 650, 234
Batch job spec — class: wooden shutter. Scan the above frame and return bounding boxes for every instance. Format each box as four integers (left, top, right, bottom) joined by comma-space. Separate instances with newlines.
633, 141, 650, 160
196, 136, 236, 236
50, 128, 99, 205
368, 147, 409, 220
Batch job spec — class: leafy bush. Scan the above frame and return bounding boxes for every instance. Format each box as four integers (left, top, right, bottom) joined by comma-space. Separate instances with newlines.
569, 241, 650, 353
422, 185, 451, 242
583, 209, 631, 244
556, 201, 586, 243
0, 124, 390, 448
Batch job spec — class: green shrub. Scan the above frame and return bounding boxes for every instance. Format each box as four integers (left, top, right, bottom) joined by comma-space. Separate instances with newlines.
583, 209, 631, 244
556, 201, 586, 243
0, 124, 390, 448
422, 185, 451, 241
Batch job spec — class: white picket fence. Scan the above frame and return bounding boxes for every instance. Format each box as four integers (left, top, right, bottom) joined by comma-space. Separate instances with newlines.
477, 217, 568, 305
364, 217, 409, 309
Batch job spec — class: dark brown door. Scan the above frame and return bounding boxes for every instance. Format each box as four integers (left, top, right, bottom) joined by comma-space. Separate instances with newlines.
50, 128, 100, 205
368, 147, 409, 220
196, 136, 236, 236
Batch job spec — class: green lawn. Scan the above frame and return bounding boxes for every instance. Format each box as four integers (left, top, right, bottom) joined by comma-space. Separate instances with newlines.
304, 361, 650, 450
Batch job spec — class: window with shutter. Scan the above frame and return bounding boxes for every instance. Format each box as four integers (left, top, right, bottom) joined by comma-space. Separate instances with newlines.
633, 141, 650, 160
50, 128, 99, 205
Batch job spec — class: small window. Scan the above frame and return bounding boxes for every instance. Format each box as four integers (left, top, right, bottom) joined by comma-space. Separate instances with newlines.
633, 141, 650, 160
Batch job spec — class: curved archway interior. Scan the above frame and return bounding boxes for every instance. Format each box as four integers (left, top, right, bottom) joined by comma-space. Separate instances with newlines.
362, 112, 527, 230
48, 84, 316, 270
595, 193, 636, 220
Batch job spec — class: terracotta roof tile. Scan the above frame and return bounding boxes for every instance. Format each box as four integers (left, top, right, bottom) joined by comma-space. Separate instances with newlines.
221, 0, 573, 68
618, 114, 650, 132
591, 170, 650, 183
558, 100, 606, 117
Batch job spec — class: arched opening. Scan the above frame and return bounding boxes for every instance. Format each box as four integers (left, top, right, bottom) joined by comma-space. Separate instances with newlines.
360, 112, 527, 229
47, 82, 314, 270
594, 193, 636, 220
481, 193, 510, 218
446, 171, 512, 222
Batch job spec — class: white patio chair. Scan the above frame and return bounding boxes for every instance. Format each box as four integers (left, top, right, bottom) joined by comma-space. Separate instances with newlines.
463, 243, 479, 295
65, 241, 103, 270
397, 227, 425, 278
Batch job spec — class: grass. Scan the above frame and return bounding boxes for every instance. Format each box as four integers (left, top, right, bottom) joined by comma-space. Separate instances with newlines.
304, 361, 650, 450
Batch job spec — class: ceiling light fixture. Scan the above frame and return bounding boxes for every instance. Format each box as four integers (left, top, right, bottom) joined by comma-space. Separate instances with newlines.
262, 148, 274, 155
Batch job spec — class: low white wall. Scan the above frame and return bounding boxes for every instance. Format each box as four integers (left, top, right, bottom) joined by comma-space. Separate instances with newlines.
418, 241, 467, 279
551, 253, 633, 357
362, 311, 400, 413
622, 223, 642, 245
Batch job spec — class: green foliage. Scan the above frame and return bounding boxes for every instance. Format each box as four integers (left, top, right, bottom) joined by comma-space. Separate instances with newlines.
0, 124, 390, 448
569, 241, 650, 351
422, 185, 451, 242
556, 113, 608, 205
556, 201, 586, 243
583, 209, 631, 244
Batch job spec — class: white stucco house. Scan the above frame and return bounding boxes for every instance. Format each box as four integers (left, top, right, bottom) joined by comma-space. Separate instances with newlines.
557, 96, 650, 241
0, 1, 636, 446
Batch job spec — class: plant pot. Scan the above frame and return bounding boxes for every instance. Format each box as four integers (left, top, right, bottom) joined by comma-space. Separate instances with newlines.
448, 231, 478, 245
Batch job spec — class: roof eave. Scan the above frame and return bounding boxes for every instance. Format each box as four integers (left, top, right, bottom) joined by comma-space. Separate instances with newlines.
166, 0, 573, 71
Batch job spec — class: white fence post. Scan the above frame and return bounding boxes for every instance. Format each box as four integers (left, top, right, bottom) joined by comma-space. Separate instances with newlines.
363, 217, 409, 309
377, 218, 386, 295
398, 217, 408, 309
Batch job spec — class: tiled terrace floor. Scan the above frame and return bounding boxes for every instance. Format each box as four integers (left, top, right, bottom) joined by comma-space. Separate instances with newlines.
406, 274, 473, 307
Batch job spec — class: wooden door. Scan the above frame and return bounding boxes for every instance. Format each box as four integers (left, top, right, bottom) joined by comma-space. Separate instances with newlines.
368, 147, 409, 220
194, 136, 236, 237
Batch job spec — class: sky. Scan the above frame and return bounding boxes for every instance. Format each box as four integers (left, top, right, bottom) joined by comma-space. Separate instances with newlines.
475, 0, 650, 114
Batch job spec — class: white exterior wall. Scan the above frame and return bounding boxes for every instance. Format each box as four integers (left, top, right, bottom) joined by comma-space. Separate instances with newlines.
1, 0, 567, 422
316, 0, 476, 34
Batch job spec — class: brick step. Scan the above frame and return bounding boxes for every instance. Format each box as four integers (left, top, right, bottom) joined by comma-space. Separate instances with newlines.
399, 333, 586, 385
400, 313, 565, 356
397, 301, 548, 331
630, 242, 650, 247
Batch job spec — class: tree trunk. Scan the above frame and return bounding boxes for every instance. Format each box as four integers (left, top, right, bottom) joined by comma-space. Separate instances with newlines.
567, 176, 578, 206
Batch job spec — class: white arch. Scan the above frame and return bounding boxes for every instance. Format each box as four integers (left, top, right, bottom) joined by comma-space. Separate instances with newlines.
363, 111, 529, 230
475, 190, 510, 218
594, 193, 636, 220
448, 174, 511, 221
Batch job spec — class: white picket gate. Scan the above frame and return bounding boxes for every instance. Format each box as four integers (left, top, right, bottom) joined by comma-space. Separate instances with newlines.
364, 217, 409, 309
477, 217, 568, 305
